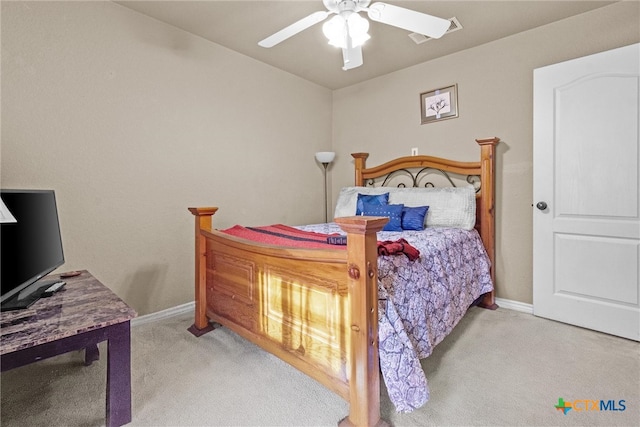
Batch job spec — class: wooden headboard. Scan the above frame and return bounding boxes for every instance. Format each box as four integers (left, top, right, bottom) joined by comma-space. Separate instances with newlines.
351, 137, 500, 308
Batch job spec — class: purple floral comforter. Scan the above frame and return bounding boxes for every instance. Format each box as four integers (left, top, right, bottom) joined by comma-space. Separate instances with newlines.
296, 223, 494, 412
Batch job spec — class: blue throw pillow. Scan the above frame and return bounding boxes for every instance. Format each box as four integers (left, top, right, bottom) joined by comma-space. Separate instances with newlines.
361, 202, 404, 232
401, 205, 429, 231
356, 193, 389, 216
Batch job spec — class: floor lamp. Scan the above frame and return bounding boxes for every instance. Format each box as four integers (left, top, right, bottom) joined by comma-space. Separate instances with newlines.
315, 151, 336, 223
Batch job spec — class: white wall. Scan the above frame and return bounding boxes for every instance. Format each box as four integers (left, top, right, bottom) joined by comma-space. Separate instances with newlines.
331, 1, 640, 303
1, 1, 332, 315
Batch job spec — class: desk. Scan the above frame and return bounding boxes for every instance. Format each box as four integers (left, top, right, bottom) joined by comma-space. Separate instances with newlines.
0, 270, 137, 427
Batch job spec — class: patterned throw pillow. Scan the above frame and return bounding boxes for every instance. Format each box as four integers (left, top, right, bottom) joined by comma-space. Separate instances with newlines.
361, 202, 404, 231
401, 205, 429, 231
334, 187, 389, 219
355, 192, 389, 215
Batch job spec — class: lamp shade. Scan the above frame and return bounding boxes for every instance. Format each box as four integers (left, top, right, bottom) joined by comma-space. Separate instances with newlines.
347, 13, 370, 47
322, 15, 347, 48
315, 151, 336, 164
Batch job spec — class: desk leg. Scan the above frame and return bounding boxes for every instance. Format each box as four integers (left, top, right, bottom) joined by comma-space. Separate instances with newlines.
106, 321, 132, 427
85, 343, 100, 366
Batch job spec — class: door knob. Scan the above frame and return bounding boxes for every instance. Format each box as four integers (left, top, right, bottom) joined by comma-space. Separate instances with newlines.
536, 201, 548, 211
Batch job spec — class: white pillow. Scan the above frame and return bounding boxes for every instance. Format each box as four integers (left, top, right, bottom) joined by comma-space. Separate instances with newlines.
334, 185, 476, 230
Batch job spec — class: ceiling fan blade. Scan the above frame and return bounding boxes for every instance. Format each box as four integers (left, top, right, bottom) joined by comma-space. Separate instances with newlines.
342, 45, 363, 71
258, 11, 330, 48
367, 2, 450, 39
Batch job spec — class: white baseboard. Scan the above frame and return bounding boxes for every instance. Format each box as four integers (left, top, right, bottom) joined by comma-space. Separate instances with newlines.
495, 297, 533, 314
132, 301, 195, 327
131, 297, 534, 328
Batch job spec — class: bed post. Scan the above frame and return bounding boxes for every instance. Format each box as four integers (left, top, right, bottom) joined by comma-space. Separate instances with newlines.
351, 153, 369, 186
335, 216, 390, 427
475, 137, 500, 310
187, 207, 218, 336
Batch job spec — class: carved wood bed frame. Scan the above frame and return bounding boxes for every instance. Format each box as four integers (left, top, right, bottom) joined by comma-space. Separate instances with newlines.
188, 137, 499, 426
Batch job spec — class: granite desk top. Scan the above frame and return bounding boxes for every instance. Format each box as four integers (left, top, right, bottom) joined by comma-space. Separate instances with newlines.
1, 270, 137, 355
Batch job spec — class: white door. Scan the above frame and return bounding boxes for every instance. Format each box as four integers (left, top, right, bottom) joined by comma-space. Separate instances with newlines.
533, 43, 640, 341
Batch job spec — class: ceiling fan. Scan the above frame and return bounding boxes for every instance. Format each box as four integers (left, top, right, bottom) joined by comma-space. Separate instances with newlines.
258, 0, 451, 71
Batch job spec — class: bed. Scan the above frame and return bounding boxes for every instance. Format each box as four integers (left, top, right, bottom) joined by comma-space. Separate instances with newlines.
188, 137, 499, 426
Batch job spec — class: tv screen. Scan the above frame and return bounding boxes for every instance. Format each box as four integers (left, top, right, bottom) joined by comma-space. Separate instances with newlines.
1, 189, 65, 309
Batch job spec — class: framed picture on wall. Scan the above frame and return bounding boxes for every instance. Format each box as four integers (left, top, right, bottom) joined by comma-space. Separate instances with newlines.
420, 84, 458, 124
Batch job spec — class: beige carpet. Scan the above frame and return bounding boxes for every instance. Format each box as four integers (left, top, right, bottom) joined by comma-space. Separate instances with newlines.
1, 307, 638, 426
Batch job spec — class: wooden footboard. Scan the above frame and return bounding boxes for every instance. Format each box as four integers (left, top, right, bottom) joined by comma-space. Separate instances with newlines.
188, 209, 389, 427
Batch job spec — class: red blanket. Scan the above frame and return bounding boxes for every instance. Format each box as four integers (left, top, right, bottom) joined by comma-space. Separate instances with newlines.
221, 224, 343, 250
220, 224, 420, 260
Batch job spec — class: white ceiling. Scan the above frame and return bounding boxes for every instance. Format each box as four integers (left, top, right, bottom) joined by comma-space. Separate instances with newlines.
115, 1, 615, 90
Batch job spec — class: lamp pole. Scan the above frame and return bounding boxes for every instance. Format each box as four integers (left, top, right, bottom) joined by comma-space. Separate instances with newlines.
321, 161, 330, 223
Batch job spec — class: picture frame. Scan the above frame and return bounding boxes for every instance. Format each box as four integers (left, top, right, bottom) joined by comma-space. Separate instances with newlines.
420, 84, 458, 124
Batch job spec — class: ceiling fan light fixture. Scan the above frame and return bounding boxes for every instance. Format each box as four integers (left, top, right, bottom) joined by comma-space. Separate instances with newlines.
347, 13, 370, 47
323, 12, 370, 49
323, 15, 347, 47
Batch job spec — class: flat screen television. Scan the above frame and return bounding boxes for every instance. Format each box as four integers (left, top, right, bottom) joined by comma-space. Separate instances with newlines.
1, 189, 65, 311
